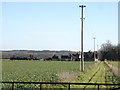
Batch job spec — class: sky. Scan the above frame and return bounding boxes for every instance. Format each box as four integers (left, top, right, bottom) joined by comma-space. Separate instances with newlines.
118, 1, 120, 44
1, 2, 118, 51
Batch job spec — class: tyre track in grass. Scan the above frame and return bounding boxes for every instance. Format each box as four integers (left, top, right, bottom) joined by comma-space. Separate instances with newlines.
93, 65, 106, 89
84, 62, 105, 89
104, 64, 109, 89
82, 62, 101, 89
86, 62, 101, 83
83, 61, 116, 89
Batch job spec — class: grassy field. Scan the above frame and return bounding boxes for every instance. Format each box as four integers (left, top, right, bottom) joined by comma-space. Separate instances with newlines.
108, 61, 120, 68
2, 60, 94, 82
2, 60, 119, 89
70, 62, 119, 89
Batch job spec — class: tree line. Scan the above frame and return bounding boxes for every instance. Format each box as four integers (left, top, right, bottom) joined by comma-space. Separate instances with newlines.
10, 55, 40, 60
4, 41, 119, 61
98, 41, 119, 61
10, 52, 95, 61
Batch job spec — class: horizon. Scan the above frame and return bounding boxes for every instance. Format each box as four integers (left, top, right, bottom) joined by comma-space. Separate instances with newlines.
0, 49, 80, 52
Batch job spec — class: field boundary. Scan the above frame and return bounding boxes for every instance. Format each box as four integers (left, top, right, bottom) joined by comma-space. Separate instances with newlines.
104, 60, 120, 81
1, 81, 120, 90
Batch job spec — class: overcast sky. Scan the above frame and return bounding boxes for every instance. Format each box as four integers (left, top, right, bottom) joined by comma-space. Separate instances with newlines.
1, 2, 118, 51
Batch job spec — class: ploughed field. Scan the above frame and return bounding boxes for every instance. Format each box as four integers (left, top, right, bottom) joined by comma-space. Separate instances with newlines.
2, 60, 119, 89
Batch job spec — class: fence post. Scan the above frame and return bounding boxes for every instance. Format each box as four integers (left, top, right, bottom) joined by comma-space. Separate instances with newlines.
40, 84, 42, 90
12, 82, 14, 90
98, 84, 99, 90
68, 83, 70, 90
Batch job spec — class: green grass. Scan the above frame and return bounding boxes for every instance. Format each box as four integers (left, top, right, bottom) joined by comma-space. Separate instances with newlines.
2, 60, 119, 89
108, 61, 120, 68
85, 62, 118, 88
2, 60, 94, 82
72, 62, 119, 89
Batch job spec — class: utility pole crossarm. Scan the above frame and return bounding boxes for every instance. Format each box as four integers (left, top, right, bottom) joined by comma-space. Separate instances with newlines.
79, 5, 86, 7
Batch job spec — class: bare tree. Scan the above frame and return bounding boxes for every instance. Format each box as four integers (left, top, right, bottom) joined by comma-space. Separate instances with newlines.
99, 40, 119, 61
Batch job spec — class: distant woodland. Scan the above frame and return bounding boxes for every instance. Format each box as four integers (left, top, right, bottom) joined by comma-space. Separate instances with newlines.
98, 41, 120, 61
1, 41, 119, 61
1, 50, 95, 61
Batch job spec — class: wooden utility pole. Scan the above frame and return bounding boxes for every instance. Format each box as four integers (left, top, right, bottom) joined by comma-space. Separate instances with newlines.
79, 5, 86, 72
97, 44, 99, 59
93, 37, 96, 61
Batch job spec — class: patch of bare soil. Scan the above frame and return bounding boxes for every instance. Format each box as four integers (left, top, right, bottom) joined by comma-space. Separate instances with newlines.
57, 71, 80, 82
